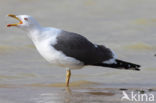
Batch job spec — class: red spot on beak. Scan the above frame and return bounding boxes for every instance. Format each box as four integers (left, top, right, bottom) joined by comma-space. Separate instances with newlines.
7, 24, 12, 27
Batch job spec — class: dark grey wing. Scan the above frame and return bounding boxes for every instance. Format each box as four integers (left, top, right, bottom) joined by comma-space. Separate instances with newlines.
53, 31, 114, 65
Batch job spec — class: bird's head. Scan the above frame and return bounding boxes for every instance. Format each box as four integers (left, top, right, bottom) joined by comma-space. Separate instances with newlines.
7, 14, 41, 32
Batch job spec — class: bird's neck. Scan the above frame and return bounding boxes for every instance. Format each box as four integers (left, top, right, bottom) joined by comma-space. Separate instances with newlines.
24, 24, 41, 33
26, 25, 43, 42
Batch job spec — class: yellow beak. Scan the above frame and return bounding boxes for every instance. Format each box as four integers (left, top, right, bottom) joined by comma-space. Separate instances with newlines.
7, 14, 23, 27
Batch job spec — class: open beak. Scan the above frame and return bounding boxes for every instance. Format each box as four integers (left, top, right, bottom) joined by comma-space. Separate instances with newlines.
7, 14, 23, 27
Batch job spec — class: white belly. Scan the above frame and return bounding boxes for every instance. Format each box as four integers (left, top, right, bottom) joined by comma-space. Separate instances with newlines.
29, 28, 84, 69
34, 40, 84, 69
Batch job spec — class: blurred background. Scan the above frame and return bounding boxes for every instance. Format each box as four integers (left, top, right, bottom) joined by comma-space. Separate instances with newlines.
0, 0, 156, 103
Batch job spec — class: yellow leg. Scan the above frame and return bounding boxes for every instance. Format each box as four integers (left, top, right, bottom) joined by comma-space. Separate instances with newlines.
66, 69, 71, 87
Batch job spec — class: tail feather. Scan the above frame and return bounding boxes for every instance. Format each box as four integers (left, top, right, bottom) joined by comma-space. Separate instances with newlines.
94, 59, 141, 71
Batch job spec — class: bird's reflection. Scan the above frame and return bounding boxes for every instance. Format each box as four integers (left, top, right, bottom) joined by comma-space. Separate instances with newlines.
64, 87, 72, 103
65, 87, 72, 95
34, 87, 73, 103
34, 87, 115, 103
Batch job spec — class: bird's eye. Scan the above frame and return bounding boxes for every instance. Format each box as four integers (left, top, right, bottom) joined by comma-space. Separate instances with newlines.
24, 18, 28, 21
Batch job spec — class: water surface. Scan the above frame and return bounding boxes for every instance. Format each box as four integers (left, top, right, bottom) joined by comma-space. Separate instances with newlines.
0, 0, 156, 102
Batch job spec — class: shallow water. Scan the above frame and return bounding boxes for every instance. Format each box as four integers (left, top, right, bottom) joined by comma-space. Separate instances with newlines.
0, 0, 156, 102
0, 86, 155, 103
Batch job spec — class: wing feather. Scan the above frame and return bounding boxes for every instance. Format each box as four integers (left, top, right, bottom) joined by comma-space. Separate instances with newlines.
53, 31, 113, 65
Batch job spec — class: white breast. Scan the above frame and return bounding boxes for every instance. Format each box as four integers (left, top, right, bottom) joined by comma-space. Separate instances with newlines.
31, 28, 84, 69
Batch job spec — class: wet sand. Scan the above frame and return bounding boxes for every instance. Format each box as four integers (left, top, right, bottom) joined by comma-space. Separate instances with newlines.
0, 0, 156, 102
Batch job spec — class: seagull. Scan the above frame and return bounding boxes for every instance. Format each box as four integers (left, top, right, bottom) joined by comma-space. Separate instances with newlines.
7, 14, 141, 87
